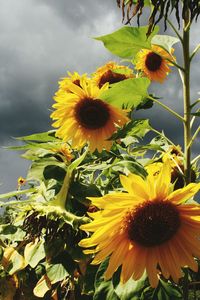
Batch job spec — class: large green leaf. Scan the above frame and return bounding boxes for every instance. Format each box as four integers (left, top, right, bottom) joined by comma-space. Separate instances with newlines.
114, 275, 149, 300
140, 279, 183, 300
46, 263, 69, 284
95, 26, 159, 58
100, 78, 150, 108
24, 238, 46, 268
110, 119, 151, 141
94, 259, 120, 300
27, 159, 66, 182
151, 34, 179, 53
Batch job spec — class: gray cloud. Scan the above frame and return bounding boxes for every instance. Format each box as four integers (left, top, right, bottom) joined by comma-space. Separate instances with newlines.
0, 0, 199, 192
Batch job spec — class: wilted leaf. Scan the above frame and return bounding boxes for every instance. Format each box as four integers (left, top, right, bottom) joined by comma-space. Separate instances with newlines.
2, 247, 26, 275
24, 238, 46, 268
33, 275, 51, 298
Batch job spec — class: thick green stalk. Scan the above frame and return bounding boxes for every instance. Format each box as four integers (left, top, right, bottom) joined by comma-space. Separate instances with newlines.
182, 5, 191, 300
182, 9, 191, 185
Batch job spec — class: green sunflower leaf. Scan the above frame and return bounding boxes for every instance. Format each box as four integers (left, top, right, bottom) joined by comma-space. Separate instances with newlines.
15, 130, 57, 142
24, 238, 46, 268
109, 119, 151, 141
100, 78, 150, 108
46, 263, 69, 284
151, 34, 180, 53
114, 274, 149, 300
95, 26, 159, 59
94, 259, 120, 300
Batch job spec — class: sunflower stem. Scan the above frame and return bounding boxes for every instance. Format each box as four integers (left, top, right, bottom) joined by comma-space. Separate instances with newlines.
182, 7, 191, 185
182, 4, 191, 300
148, 96, 184, 122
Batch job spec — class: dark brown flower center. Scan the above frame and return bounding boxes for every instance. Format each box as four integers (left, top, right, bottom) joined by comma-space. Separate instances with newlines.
126, 200, 180, 247
74, 98, 110, 129
98, 70, 127, 88
145, 52, 162, 72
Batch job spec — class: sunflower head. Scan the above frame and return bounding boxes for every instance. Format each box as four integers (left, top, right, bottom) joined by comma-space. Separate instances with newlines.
93, 61, 133, 88
79, 162, 200, 287
56, 72, 89, 95
17, 176, 26, 187
51, 77, 129, 152
135, 45, 175, 83
51, 143, 73, 162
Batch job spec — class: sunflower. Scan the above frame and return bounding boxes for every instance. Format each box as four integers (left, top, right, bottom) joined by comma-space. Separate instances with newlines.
93, 61, 133, 88
162, 145, 183, 169
135, 45, 175, 83
17, 176, 26, 187
79, 162, 200, 287
56, 72, 89, 95
51, 77, 129, 152
51, 143, 73, 162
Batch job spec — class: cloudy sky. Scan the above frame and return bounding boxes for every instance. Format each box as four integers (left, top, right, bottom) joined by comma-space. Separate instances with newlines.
0, 0, 199, 192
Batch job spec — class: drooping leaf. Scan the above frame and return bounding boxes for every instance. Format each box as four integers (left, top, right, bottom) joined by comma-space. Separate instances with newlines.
151, 34, 179, 52
100, 78, 150, 108
24, 238, 46, 268
33, 275, 51, 298
46, 263, 69, 284
2, 247, 27, 275
0, 224, 25, 241
95, 26, 159, 59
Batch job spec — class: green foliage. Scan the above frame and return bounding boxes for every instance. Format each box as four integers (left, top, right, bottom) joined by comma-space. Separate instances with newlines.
24, 239, 46, 268
151, 34, 180, 52
95, 26, 159, 59
100, 78, 150, 108
141, 279, 183, 300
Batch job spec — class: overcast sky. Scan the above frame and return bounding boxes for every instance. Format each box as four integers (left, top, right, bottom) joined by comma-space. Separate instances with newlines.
0, 0, 199, 192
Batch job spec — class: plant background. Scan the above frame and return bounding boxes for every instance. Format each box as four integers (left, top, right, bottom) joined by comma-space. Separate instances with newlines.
0, 0, 199, 193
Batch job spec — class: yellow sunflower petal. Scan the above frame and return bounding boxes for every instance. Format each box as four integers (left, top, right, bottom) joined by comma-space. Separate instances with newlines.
167, 183, 200, 204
